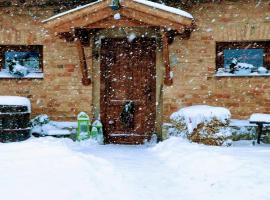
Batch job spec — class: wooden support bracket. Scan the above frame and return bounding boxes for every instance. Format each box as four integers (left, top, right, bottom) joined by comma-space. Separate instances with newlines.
162, 31, 173, 86
75, 39, 91, 86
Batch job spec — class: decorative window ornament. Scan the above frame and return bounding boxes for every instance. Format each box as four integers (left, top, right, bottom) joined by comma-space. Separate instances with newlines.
120, 101, 135, 128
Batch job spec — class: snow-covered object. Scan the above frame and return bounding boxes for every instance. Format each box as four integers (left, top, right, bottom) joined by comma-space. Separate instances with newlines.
113, 13, 121, 20
77, 111, 90, 120
234, 62, 255, 75
31, 115, 73, 136
10, 63, 29, 77
127, 33, 136, 42
134, 0, 193, 19
250, 113, 270, 123
0, 96, 31, 112
258, 67, 268, 74
30, 115, 50, 129
92, 120, 103, 128
170, 105, 231, 133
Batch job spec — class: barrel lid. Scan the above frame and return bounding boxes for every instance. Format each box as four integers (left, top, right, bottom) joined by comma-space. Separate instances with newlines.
0, 96, 31, 112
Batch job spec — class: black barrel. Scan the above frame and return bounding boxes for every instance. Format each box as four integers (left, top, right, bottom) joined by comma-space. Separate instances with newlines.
0, 105, 31, 142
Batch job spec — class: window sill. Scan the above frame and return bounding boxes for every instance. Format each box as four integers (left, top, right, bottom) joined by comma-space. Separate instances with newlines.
0, 71, 44, 79
215, 73, 270, 78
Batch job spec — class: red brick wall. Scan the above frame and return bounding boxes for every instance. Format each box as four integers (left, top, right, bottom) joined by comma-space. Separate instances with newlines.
164, 0, 270, 120
0, 7, 92, 120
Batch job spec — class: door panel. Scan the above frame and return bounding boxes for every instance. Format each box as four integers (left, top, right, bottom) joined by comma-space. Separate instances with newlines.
100, 38, 156, 144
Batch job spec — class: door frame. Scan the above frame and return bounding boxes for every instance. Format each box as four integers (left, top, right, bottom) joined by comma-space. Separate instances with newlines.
90, 27, 165, 143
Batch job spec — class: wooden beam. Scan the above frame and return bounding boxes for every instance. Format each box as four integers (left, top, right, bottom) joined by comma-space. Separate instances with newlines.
75, 39, 91, 86
85, 15, 151, 29
121, 0, 193, 26
51, 7, 114, 33
162, 31, 173, 86
120, 8, 186, 32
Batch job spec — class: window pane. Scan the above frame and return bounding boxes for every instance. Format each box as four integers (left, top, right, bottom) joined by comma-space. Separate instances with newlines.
224, 48, 264, 69
4, 51, 40, 72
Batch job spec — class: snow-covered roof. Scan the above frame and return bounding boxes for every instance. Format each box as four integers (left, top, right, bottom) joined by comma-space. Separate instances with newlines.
0, 96, 31, 112
43, 0, 193, 23
134, 0, 193, 19
42, 0, 102, 23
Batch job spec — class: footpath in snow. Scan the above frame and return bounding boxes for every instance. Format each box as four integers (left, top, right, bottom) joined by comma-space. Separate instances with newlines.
0, 137, 269, 200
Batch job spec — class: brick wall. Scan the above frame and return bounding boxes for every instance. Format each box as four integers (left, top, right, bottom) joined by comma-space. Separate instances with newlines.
0, 7, 92, 120
164, 0, 270, 120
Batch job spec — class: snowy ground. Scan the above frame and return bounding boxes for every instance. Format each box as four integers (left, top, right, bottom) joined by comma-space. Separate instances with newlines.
0, 137, 270, 200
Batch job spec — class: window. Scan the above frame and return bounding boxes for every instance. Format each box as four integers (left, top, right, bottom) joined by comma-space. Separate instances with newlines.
0, 45, 43, 78
216, 41, 270, 76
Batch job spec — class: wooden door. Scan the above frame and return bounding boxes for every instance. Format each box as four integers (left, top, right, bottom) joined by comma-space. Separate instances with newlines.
100, 38, 156, 144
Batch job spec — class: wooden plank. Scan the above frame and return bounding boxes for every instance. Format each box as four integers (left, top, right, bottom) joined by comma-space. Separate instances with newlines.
120, 8, 186, 32
51, 7, 114, 33
85, 15, 151, 29
122, 0, 193, 26
75, 39, 91, 86
162, 31, 173, 86
44, 0, 111, 29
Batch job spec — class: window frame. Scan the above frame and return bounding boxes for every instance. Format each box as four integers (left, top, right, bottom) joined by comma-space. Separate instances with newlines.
0, 45, 43, 78
216, 41, 270, 76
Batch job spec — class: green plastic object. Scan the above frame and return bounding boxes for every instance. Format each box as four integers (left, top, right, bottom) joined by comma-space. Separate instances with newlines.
76, 112, 91, 141
91, 126, 98, 138
92, 120, 104, 144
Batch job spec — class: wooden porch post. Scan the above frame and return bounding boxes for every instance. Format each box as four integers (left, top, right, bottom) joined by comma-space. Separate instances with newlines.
75, 39, 91, 86
161, 31, 173, 86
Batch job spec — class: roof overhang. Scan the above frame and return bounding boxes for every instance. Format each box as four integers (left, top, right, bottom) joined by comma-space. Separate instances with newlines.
43, 0, 195, 34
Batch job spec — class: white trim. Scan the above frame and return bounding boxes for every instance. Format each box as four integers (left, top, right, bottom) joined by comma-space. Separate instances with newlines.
134, 0, 193, 19
42, 0, 102, 23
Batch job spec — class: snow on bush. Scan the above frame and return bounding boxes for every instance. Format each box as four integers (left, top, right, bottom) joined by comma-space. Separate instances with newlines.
30, 115, 72, 136
170, 105, 232, 146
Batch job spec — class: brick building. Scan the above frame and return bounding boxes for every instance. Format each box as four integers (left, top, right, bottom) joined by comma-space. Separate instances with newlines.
0, 0, 269, 143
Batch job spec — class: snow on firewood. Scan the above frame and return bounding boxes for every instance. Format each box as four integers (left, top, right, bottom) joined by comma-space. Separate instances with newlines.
170, 105, 231, 146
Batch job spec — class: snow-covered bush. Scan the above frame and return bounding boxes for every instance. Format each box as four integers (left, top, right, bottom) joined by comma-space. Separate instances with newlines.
30, 114, 50, 127
30, 115, 71, 137
170, 105, 231, 146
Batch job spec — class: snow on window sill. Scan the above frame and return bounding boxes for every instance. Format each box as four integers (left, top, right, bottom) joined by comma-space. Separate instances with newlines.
215, 73, 270, 77
0, 71, 44, 79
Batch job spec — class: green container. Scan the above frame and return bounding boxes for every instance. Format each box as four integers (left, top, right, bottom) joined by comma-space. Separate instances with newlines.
76, 112, 91, 141
92, 120, 104, 144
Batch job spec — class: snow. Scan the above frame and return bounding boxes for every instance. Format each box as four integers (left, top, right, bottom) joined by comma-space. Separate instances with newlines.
258, 66, 268, 74
250, 113, 270, 123
0, 136, 270, 200
12, 63, 29, 76
113, 13, 121, 20
170, 105, 231, 133
127, 33, 136, 42
230, 119, 257, 127
0, 70, 43, 78
215, 73, 270, 77
134, 0, 193, 19
46, 129, 70, 136
42, 0, 102, 23
0, 96, 31, 112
